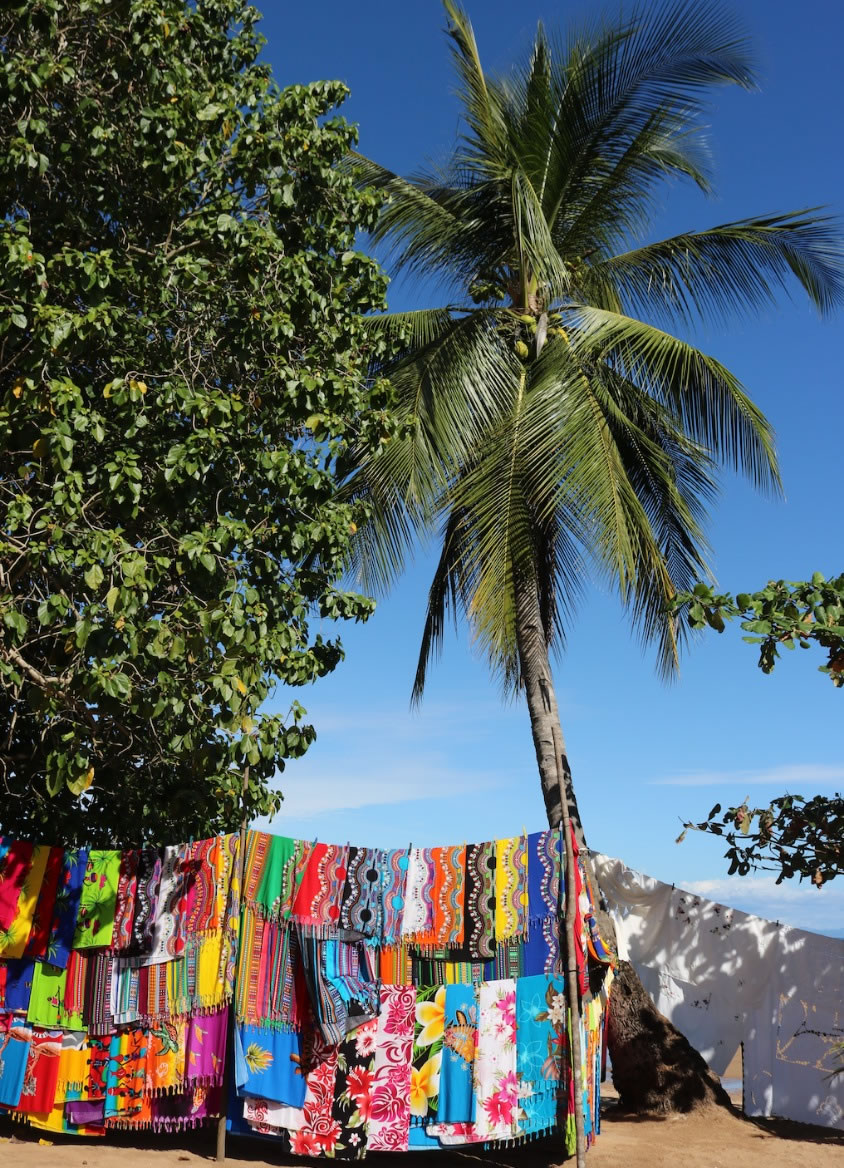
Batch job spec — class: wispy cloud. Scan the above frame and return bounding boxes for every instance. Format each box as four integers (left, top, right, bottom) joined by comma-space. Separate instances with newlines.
273, 756, 507, 819
680, 873, 844, 936
649, 763, 844, 788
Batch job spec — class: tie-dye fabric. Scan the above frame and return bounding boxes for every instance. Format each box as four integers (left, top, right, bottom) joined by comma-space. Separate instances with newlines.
0, 844, 50, 958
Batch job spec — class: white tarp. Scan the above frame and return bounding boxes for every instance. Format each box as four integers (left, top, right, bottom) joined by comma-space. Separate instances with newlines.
592, 853, 843, 1129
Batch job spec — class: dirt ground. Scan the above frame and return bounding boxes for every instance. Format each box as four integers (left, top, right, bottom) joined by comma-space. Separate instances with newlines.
2, 1056, 842, 1168
2, 1099, 843, 1168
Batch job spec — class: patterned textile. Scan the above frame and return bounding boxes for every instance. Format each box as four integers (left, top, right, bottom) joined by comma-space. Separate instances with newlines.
401, 848, 434, 941
151, 1083, 223, 1130
27, 961, 82, 1030
301, 844, 348, 933
255, 835, 298, 919
16, 1027, 62, 1113
243, 1093, 304, 1132
183, 838, 216, 936
0, 1016, 31, 1106
236, 1024, 306, 1107
516, 973, 566, 1136
83, 951, 114, 1035
379, 848, 409, 944
366, 984, 415, 1152
300, 936, 379, 1045
111, 958, 141, 1025
185, 1006, 228, 1087
105, 1028, 148, 1120
286, 1035, 339, 1158
473, 978, 518, 1141
23, 847, 63, 960
143, 845, 187, 965
72, 850, 121, 949
524, 829, 563, 976
2, 958, 35, 1013
44, 848, 87, 968
438, 982, 477, 1123
242, 831, 271, 909
125, 848, 161, 957
87, 1035, 110, 1100
494, 836, 528, 942
432, 845, 465, 948
112, 850, 139, 953
0, 839, 34, 934
329, 1019, 377, 1159
63, 950, 87, 1020
410, 985, 444, 1125
339, 847, 383, 938
0, 844, 50, 958
146, 1019, 186, 1094
464, 841, 496, 959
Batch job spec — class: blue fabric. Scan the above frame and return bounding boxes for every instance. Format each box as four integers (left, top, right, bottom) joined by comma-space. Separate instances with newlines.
523, 831, 562, 976
437, 983, 476, 1123
2, 960, 35, 1013
516, 973, 566, 1137
236, 1024, 306, 1108
47, 847, 88, 968
0, 1018, 31, 1106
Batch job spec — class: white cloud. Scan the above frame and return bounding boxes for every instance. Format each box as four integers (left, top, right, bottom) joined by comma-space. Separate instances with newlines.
680, 873, 844, 936
649, 762, 844, 788
272, 757, 507, 819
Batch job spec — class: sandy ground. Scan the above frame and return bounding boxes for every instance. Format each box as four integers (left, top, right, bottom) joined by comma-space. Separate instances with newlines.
2, 1056, 842, 1168
2, 1098, 842, 1168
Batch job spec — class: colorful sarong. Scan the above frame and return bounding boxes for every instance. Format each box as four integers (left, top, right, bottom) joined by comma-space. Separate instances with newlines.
379, 847, 409, 944
516, 973, 566, 1136
367, 984, 415, 1152
473, 978, 518, 1141
330, 1018, 377, 1159
494, 836, 528, 942
0, 844, 50, 958
464, 841, 496, 959
185, 1006, 228, 1087
236, 1024, 305, 1108
44, 848, 87, 968
105, 1028, 148, 1120
410, 985, 444, 1125
0, 1016, 31, 1106
112, 849, 139, 952
23, 846, 63, 960
72, 849, 121, 948
438, 982, 477, 1123
339, 847, 384, 938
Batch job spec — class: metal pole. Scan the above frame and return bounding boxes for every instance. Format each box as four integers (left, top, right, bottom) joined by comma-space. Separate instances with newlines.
216, 764, 251, 1164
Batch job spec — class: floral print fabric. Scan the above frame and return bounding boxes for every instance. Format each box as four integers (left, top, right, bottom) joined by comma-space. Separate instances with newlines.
473, 978, 518, 1141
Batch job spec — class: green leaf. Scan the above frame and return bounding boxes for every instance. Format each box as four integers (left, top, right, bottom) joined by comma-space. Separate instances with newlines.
84, 564, 104, 590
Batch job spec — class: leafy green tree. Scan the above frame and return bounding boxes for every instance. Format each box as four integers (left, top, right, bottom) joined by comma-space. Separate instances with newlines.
0, 0, 393, 845
673, 575, 843, 884
345, 0, 843, 1122
681, 794, 843, 886
674, 573, 844, 684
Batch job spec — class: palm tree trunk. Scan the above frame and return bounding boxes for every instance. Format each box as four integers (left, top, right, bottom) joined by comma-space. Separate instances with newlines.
513, 576, 731, 1121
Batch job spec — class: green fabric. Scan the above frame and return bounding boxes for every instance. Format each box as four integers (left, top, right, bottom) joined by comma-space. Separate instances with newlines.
255, 834, 297, 917
72, 849, 121, 948
27, 960, 84, 1030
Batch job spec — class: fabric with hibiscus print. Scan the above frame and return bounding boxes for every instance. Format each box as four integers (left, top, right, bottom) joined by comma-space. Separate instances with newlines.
473, 978, 518, 1141
327, 1018, 377, 1159
366, 983, 415, 1152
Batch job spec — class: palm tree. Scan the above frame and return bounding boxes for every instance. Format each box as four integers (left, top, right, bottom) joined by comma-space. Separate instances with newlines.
344, 0, 843, 1141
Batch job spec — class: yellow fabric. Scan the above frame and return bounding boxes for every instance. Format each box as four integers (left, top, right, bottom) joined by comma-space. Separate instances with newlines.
196, 929, 225, 1008
494, 835, 527, 941
1, 844, 51, 958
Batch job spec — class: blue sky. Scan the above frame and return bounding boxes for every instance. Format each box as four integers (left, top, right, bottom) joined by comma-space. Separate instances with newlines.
256, 1, 844, 935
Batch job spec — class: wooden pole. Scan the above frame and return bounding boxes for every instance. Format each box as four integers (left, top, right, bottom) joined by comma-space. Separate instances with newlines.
216, 764, 251, 1164
551, 724, 587, 1168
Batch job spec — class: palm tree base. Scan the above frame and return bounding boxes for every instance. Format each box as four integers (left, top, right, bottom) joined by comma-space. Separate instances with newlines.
607, 960, 732, 1113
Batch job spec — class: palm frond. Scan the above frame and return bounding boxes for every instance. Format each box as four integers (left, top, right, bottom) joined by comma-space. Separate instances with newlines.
563, 304, 781, 493
583, 212, 844, 323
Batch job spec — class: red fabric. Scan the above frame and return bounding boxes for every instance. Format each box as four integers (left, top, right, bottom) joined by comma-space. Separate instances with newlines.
291, 842, 326, 925
570, 827, 589, 996
15, 1030, 62, 1113
0, 840, 35, 932
24, 847, 64, 959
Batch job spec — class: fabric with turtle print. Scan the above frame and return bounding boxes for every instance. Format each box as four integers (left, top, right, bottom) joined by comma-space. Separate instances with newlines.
438, 982, 477, 1123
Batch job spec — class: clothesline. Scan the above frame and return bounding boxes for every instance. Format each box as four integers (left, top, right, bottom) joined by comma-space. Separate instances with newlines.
0, 826, 613, 1157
